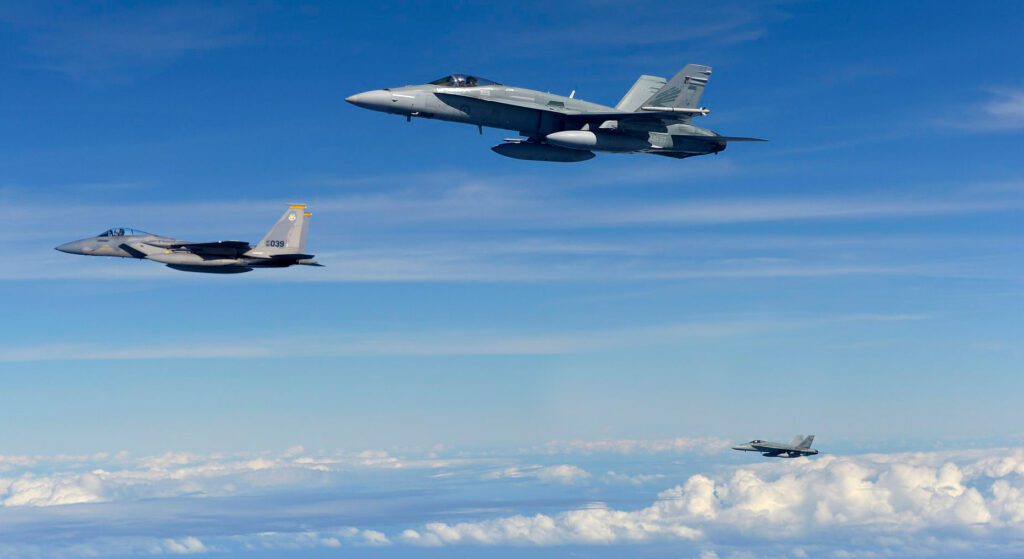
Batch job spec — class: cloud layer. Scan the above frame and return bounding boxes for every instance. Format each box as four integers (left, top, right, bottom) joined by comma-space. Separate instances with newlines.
403, 448, 1024, 557
2, 444, 1024, 557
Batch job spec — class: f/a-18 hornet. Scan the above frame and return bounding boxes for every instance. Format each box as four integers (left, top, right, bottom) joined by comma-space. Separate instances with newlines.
56, 204, 322, 274
733, 435, 818, 458
346, 64, 763, 162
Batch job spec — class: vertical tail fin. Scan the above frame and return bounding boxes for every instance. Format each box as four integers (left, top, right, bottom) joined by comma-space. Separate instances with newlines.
616, 75, 667, 112
643, 64, 712, 109
248, 204, 311, 257
798, 435, 815, 449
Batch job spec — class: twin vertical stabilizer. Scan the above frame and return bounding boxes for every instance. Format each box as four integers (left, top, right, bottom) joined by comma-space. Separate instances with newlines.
642, 64, 712, 109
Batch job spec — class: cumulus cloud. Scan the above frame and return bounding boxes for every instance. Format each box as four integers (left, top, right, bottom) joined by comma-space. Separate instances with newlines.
5, 445, 1024, 558
403, 448, 1024, 556
0, 448, 436, 508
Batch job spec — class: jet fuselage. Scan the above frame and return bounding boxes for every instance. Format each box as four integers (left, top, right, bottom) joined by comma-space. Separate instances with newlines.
345, 69, 746, 162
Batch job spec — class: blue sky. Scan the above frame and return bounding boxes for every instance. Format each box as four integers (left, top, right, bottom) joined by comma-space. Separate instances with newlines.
0, 1, 1022, 557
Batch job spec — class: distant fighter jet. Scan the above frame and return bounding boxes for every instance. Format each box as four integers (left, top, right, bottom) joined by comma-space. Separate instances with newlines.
733, 435, 818, 458
56, 204, 322, 274
346, 64, 764, 162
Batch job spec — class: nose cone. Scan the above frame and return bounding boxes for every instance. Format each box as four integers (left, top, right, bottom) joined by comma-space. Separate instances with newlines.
55, 240, 86, 255
345, 89, 392, 111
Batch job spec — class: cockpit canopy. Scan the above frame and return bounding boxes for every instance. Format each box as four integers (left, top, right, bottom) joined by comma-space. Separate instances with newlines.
98, 228, 150, 237
750, 440, 764, 444
428, 74, 500, 88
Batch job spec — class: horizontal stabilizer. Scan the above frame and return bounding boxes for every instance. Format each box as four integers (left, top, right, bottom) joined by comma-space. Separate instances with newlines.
640, 106, 709, 115
668, 134, 767, 143
265, 253, 316, 260
667, 134, 767, 144
710, 136, 767, 142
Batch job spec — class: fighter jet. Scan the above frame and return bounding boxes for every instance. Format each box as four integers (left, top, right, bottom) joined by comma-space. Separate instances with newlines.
733, 435, 818, 458
346, 64, 763, 162
56, 204, 322, 274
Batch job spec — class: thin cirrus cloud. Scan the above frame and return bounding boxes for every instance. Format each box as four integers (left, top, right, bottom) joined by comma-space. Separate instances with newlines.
489, 2, 779, 55
0, 313, 931, 362
0, 236, 993, 283
0, 3, 253, 80
4, 172, 1022, 282
6, 167, 1023, 234
961, 87, 1024, 131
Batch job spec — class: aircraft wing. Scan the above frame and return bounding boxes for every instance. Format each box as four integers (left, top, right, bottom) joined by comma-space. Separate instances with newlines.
565, 111, 672, 125
563, 109, 707, 127
434, 91, 548, 113
434, 92, 766, 143
435, 94, 700, 123
752, 443, 789, 453
162, 240, 252, 258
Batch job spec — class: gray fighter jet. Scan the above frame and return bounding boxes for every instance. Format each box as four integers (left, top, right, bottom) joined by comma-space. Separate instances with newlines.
56, 204, 322, 274
346, 64, 763, 162
733, 435, 818, 458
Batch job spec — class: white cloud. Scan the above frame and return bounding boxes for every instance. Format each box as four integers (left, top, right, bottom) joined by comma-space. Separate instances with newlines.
0, 472, 105, 507
3, 445, 1024, 557
402, 447, 1024, 555
536, 465, 591, 484
603, 471, 667, 486
0, 448, 439, 508
401, 502, 705, 547
160, 537, 207, 555
485, 464, 591, 485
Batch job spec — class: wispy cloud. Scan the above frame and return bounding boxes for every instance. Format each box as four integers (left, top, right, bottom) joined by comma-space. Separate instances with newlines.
0, 4, 253, 81
4, 170, 1023, 283
0, 313, 930, 362
539, 438, 732, 456
974, 87, 1024, 131
489, 2, 783, 59
9, 173, 1022, 235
